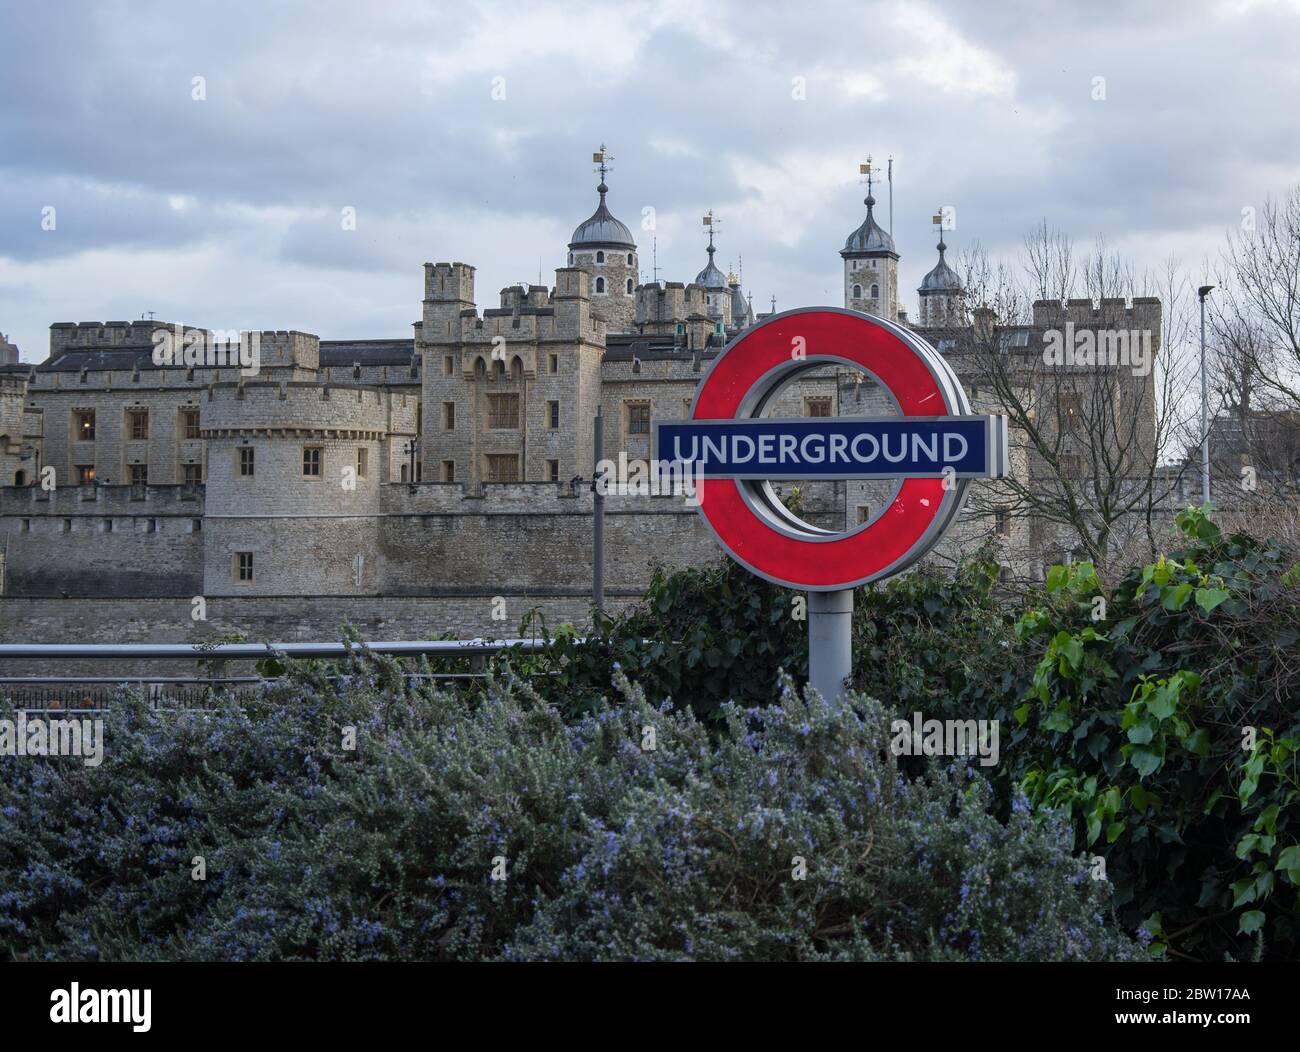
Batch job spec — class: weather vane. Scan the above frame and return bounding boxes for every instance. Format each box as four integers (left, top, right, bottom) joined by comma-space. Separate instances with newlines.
702, 208, 720, 249
593, 144, 613, 181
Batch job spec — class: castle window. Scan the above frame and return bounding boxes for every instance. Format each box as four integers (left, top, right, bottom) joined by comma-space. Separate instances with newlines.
1059, 392, 1082, 432
443, 355, 454, 376
183, 463, 203, 485
548, 353, 558, 373
20, 518, 30, 532
14, 470, 25, 486
596, 251, 605, 264
73, 409, 95, 441
627, 403, 651, 435
356, 447, 368, 479
626, 278, 634, 294
856, 505, 871, 525
238, 447, 255, 477
485, 453, 519, 482
547, 400, 560, 429
302, 446, 322, 478
146, 518, 157, 534
870, 284, 879, 299
487, 393, 520, 430
595, 277, 606, 293
442, 460, 455, 483
510, 356, 523, 380
442, 401, 455, 430
804, 397, 832, 418
853, 284, 862, 298
127, 408, 149, 441
130, 464, 148, 486
475, 357, 486, 378
180, 407, 200, 439
76, 465, 95, 485
61, 518, 71, 533
547, 459, 559, 482
627, 253, 634, 265
568, 253, 573, 265
995, 508, 1010, 537
400, 464, 409, 483
234, 551, 254, 583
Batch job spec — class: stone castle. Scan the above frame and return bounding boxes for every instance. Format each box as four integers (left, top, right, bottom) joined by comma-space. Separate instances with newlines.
0, 157, 1162, 645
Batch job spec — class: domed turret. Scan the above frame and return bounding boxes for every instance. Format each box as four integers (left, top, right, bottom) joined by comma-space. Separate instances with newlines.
566, 147, 638, 332
841, 193, 897, 258
694, 243, 728, 289
568, 180, 636, 251
917, 233, 965, 328
841, 164, 899, 322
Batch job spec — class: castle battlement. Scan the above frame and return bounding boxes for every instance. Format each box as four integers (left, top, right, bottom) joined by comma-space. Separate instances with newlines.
202, 381, 394, 434
0, 482, 205, 516
379, 479, 698, 517
1032, 298, 1163, 330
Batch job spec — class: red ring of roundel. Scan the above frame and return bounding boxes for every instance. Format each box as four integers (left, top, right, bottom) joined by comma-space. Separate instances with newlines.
691, 309, 951, 591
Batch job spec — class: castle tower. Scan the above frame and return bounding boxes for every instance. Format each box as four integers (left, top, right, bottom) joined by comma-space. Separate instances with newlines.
0, 336, 30, 487
917, 219, 964, 328
841, 160, 899, 322
694, 211, 731, 335
567, 145, 638, 333
727, 270, 753, 331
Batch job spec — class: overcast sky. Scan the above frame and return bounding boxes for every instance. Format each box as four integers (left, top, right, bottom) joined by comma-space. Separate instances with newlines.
2, 0, 1298, 360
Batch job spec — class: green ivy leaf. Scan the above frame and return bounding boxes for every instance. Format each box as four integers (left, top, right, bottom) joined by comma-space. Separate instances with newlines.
1231, 877, 1257, 907
1238, 910, 1266, 935
1161, 583, 1193, 611
1194, 587, 1230, 614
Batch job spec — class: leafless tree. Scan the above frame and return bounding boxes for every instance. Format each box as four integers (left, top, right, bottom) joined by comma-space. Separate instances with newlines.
946, 226, 1198, 578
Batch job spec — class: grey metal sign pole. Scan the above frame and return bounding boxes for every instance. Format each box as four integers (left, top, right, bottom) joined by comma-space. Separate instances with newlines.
593, 405, 605, 619
808, 589, 853, 702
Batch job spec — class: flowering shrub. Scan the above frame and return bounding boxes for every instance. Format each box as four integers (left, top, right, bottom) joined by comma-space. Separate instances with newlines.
0, 654, 1136, 961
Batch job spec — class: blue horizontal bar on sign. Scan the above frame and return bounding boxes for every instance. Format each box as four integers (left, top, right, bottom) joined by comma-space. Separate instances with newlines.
653, 416, 1000, 479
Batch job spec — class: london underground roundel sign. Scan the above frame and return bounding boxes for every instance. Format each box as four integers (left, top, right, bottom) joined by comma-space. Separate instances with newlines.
654, 307, 1009, 592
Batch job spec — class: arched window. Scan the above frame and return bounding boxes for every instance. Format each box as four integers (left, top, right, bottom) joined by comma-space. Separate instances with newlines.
626, 253, 634, 265
475, 357, 486, 378
870, 283, 880, 299
595, 277, 606, 293
568, 253, 573, 265
510, 356, 523, 379
596, 251, 605, 263
852, 284, 862, 298
626, 278, 633, 294
14, 470, 25, 487
494, 359, 506, 378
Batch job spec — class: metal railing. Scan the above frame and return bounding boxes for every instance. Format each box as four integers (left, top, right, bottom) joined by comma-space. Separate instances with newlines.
0, 638, 565, 709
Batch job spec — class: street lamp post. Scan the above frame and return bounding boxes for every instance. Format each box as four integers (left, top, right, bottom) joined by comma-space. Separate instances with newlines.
1198, 285, 1216, 504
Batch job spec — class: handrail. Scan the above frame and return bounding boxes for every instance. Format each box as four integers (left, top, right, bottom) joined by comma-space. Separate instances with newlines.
0, 638, 563, 661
